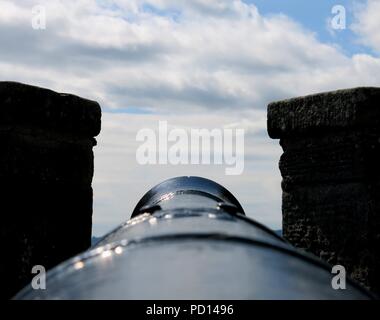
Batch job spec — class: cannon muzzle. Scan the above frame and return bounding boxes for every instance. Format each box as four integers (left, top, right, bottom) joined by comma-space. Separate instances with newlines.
15, 177, 373, 299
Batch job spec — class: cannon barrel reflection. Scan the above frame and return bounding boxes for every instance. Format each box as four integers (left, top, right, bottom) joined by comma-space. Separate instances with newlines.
15, 176, 372, 299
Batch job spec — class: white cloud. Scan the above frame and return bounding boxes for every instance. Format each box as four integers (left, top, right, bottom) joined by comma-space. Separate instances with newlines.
0, 0, 380, 235
93, 111, 282, 235
1, 0, 380, 112
352, 0, 380, 54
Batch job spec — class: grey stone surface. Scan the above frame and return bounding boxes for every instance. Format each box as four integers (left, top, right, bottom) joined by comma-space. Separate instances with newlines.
268, 87, 380, 294
268, 87, 380, 138
0, 82, 101, 299
0, 81, 101, 137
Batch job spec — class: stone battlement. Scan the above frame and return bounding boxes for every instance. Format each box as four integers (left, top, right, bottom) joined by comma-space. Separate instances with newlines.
268, 87, 380, 294
0, 82, 101, 299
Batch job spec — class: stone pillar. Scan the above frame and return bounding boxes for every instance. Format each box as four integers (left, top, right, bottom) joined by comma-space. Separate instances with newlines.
267, 87, 380, 293
0, 82, 101, 298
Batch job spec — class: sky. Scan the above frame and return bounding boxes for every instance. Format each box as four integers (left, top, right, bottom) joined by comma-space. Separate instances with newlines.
0, 0, 380, 236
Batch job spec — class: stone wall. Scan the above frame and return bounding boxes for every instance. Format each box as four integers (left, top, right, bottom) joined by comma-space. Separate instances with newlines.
0, 82, 101, 298
268, 87, 380, 294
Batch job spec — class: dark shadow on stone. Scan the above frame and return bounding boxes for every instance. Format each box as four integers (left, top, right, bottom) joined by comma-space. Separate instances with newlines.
0, 81, 101, 299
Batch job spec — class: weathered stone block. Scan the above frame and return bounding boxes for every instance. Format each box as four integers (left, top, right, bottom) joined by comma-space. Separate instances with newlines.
268, 87, 380, 138
268, 87, 380, 293
279, 129, 380, 189
0, 82, 101, 299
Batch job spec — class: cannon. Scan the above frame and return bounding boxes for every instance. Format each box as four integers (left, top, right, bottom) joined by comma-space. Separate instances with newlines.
14, 176, 373, 299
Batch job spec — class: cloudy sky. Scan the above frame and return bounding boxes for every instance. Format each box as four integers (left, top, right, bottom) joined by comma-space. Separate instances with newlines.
1, 0, 380, 235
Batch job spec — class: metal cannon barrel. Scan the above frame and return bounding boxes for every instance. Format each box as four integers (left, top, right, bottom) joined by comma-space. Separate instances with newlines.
15, 177, 372, 299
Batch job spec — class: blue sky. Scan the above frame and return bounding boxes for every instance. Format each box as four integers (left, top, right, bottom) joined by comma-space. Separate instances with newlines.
249, 0, 374, 57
